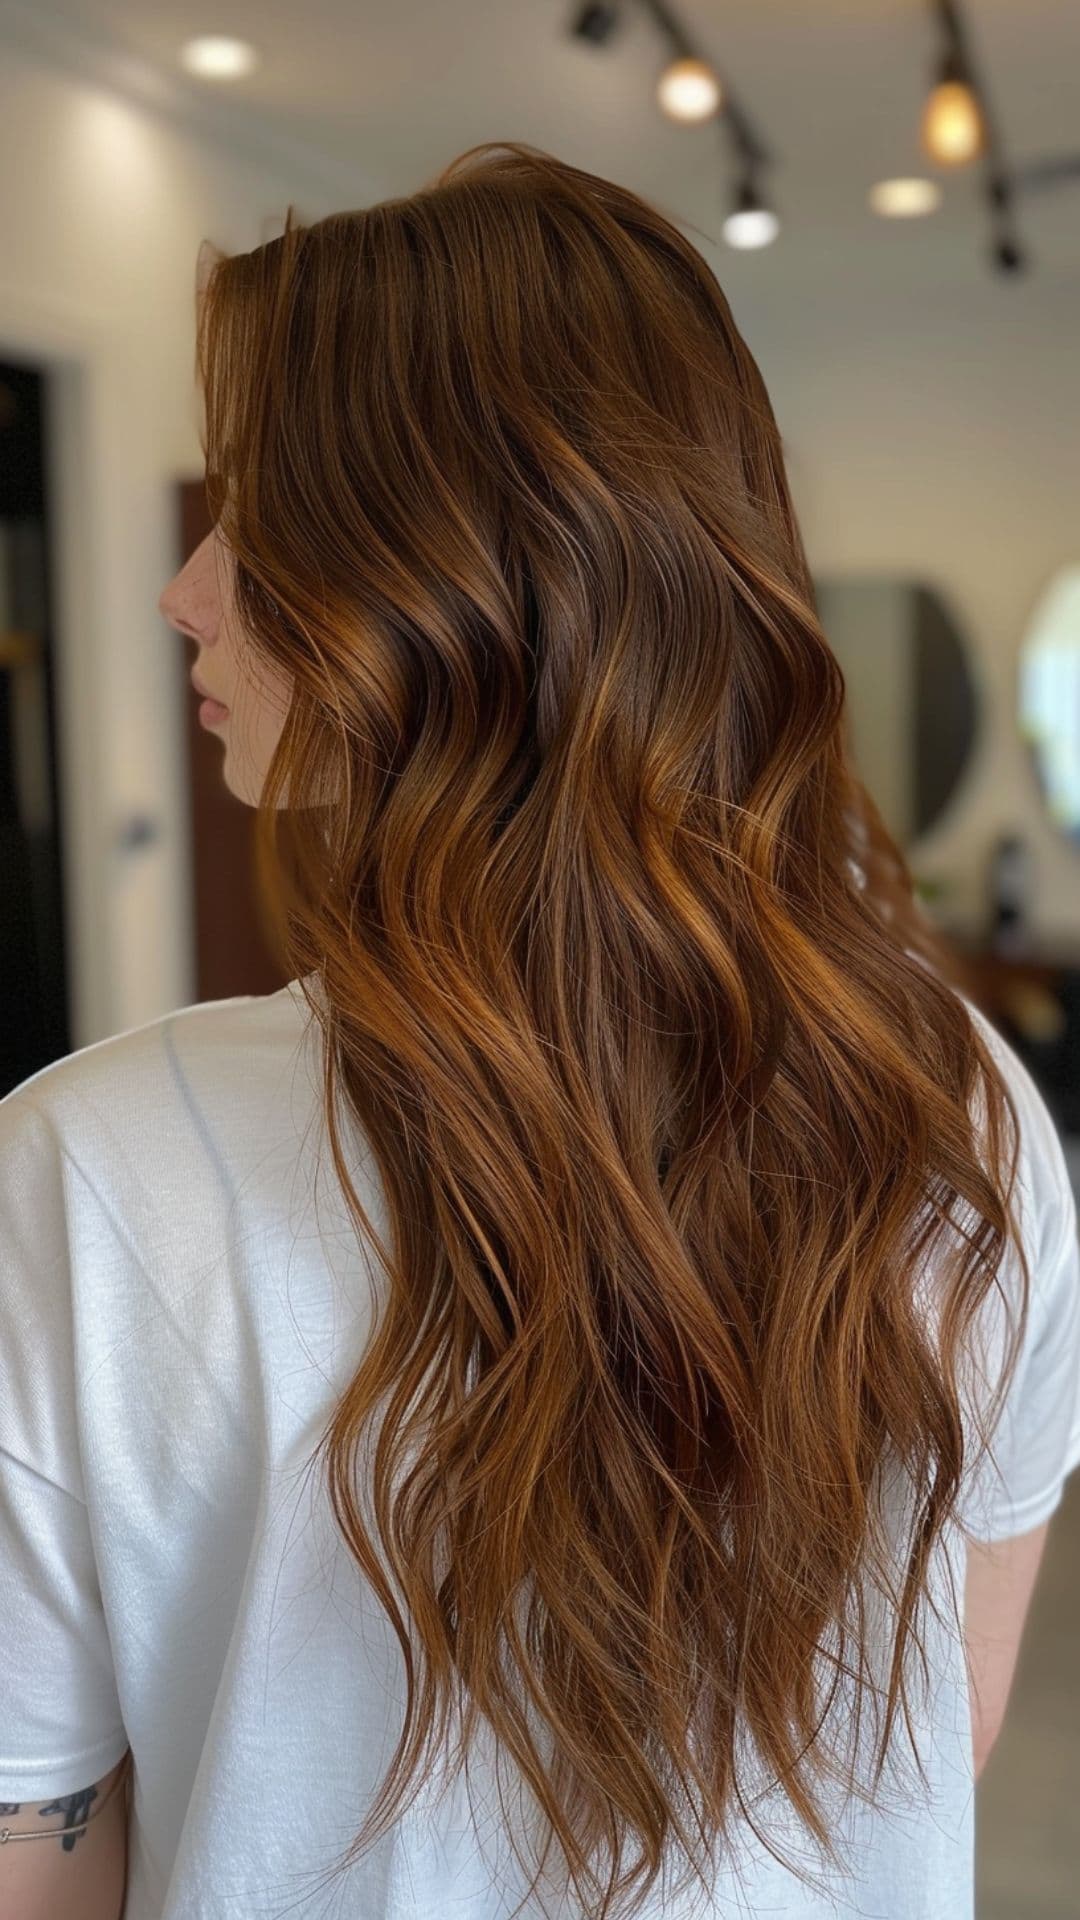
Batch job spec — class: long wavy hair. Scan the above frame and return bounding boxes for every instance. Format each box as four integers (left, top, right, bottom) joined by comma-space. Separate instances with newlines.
194, 142, 1028, 1919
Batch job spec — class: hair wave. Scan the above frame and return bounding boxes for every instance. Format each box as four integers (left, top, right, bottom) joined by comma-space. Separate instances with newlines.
195, 142, 1028, 1919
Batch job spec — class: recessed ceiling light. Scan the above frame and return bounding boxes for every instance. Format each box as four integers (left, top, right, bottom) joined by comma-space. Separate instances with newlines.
868, 177, 943, 219
180, 36, 260, 81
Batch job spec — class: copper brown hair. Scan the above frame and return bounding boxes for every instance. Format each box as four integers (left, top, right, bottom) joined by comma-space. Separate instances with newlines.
195, 141, 1027, 1920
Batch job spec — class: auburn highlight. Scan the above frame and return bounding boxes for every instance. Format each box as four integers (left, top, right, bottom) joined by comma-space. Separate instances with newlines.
194, 142, 1028, 1920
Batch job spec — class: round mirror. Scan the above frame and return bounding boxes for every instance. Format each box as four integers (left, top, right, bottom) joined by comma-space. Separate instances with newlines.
1018, 564, 1080, 848
813, 576, 980, 848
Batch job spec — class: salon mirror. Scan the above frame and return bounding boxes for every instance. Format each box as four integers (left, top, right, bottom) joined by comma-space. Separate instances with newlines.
813, 575, 980, 849
1018, 564, 1080, 849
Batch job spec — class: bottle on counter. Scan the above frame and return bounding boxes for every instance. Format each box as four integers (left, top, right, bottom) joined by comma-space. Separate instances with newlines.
987, 830, 1033, 958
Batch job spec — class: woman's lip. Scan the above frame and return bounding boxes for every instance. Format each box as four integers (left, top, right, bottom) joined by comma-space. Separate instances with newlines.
190, 669, 226, 702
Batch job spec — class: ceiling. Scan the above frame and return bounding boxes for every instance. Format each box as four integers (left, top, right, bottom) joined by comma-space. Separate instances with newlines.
2, 0, 1078, 304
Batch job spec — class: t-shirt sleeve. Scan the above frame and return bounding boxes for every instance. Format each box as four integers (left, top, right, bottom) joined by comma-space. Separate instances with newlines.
0, 1088, 130, 1800
957, 1004, 1080, 1546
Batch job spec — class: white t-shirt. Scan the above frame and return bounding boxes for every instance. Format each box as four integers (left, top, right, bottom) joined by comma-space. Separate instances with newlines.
0, 976, 1078, 1920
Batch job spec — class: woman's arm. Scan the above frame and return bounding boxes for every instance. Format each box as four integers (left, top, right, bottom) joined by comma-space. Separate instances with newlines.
964, 1517, 1051, 1779
0, 1749, 130, 1919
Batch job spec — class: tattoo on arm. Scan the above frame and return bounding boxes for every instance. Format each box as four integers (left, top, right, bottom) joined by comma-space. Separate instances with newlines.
0, 1750, 130, 1849
41, 1785, 100, 1852
0, 1783, 99, 1851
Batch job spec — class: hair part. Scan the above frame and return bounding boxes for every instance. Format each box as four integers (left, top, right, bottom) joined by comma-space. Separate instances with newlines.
196, 141, 1027, 1919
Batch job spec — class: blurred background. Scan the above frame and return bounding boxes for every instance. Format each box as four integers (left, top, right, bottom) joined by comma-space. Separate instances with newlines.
0, 2, 1077, 1911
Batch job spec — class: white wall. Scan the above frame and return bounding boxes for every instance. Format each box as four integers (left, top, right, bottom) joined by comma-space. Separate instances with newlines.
0, 38, 363, 1046
0, 34, 1077, 1050
746, 255, 1080, 941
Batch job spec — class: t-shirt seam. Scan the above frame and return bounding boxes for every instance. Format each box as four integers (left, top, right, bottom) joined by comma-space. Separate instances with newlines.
0, 1727, 130, 1788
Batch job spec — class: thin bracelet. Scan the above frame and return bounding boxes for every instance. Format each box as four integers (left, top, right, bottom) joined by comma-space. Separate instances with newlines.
0, 1750, 132, 1845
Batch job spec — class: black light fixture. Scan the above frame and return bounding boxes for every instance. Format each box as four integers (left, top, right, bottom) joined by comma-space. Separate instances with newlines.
568, 3, 622, 49
646, 0, 724, 124
921, 0, 1027, 274
639, 0, 780, 246
569, 0, 1080, 277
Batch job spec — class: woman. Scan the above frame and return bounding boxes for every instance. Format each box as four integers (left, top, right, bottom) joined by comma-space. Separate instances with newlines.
0, 142, 1077, 1920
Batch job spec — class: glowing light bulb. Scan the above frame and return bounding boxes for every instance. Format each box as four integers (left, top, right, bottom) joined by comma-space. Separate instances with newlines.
920, 79, 984, 166
657, 57, 723, 123
722, 179, 780, 250
723, 206, 779, 249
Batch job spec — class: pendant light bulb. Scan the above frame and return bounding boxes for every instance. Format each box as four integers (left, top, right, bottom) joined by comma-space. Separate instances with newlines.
920, 76, 985, 166
657, 56, 723, 123
722, 180, 779, 251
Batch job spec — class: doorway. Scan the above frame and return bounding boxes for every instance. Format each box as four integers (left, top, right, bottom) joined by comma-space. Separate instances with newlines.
0, 358, 71, 1096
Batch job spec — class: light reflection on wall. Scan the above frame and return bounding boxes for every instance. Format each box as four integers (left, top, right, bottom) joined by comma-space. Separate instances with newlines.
1019, 565, 1080, 844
